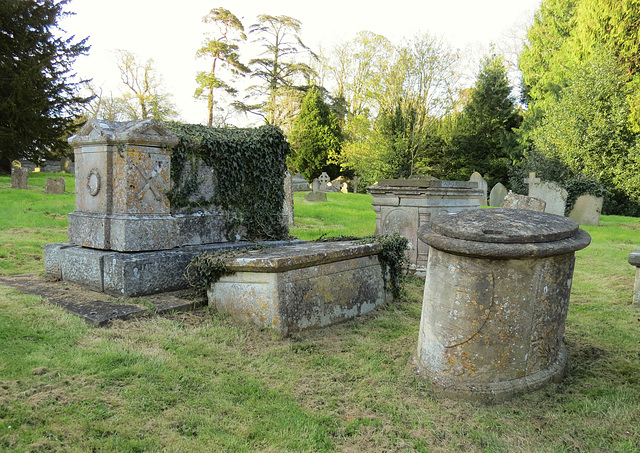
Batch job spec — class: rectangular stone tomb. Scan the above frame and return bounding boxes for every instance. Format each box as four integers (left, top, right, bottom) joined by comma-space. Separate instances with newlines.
207, 241, 390, 336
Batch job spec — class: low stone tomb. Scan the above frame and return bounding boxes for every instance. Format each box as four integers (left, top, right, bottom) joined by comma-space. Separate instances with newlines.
11, 166, 29, 189
415, 209, 591, 403
45, 176, 66, 194
368, 179, 483, 273
568, 194, 603, 226
503, 192, 546, 212
208, 241, 390, 336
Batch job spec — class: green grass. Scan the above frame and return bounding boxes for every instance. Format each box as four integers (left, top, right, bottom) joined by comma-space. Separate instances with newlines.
1, 174, 640, 452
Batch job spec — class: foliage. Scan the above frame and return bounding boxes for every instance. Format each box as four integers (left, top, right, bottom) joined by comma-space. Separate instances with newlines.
235, 15, 317, 130
113, 50, 179, 121
166, 122, 290, 241
288, 87, 343, 181
0, 0, 91, 163
184, 250, 237, 296
194, 8, 249, 127
444, 55, 522, 187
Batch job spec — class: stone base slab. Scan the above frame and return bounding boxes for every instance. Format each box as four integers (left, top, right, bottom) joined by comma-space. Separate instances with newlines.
207, 241, 390, 336
68, 211, 234, 252
44, 240, 299, 297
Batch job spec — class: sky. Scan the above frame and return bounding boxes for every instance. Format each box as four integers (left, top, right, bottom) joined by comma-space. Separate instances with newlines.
60, 0, 542, 125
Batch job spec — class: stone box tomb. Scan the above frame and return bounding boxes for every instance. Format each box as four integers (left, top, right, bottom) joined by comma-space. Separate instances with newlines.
368, 179, 483, 273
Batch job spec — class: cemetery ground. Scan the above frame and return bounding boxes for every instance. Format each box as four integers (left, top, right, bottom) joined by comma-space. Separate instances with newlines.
1, 174, 639, 452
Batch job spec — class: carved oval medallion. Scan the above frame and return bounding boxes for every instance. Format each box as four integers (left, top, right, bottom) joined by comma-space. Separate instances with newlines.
86, 168, 101, 196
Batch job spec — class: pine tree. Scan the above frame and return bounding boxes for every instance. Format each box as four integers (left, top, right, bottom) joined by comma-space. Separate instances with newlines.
0, 0, 91, 163
289, 87, 342, 181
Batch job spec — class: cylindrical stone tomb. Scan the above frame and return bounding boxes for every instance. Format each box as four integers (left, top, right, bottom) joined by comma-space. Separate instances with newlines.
416, 209, 591, 403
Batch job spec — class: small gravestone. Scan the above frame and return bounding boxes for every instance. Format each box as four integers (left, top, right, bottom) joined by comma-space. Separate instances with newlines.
569, 194, 603, 226
10, 166, 29, 189
59, 156, 71, 173
340, 182, 348, 194
304, 191, 327, 202
311, 178, 321, 192
489, 183, 508, 207
318, 172, 331, 192
469, 172, 488, 205
45, 176, 66, 194
503, 192, 547, 212
530, 181, 568, 216
292, 173, 309, 192
524, 171, 541, 195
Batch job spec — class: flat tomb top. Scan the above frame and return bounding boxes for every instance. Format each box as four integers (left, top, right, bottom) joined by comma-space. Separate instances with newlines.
223, 241, 382, 273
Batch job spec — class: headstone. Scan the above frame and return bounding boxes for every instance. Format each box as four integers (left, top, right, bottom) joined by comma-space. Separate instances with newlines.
340, 182, 348, 194
530, 181, 568, 216
353, 176, 359, 194
489, 183, 508, 207
59, 156, 71, 173
304, 191, 327, 202
524, 171, 541, 195
628, 249, 640, 306
45, 176, 66, 194
503, 192, 546, 212
311, 178, 321, 192
10, 166, 29, 189
318, 172, 331, 192
292, 173, 309, 192
569, 194, 603, 226
469, 171, 488, 205
282, 170, 294, 227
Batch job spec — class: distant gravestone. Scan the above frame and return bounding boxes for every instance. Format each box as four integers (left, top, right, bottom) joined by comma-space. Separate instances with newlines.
59, 156, 71, 173
292, 173, 309, 192
10, 166, 28, 189
340, 182, 349, 194
469, 172, 488, 205
318, 172, 331, 191
311, 178, 321, 192
524, 171, 541, 195
489, 183, 508, 207
503, 192, 547, 212
304, 191, 327, 202
282, 170, 294, 227
45, 176, 66, 194
530, 181, 568, 216
569, 194, 603, 226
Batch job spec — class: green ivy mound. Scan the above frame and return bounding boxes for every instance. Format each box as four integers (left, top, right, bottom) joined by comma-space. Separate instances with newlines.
165, 123, 290, 241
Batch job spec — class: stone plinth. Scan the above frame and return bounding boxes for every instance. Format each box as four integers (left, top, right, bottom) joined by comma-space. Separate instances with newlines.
208, 241, 389, 336
368, 179, 483, 273
416, 209, 591, 403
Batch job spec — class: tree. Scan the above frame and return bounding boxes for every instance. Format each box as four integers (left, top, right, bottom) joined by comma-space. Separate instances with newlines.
236, 14, 317, 129
288, 87, 342, 181
0, 0, 91, 163
195, 8, 249, 126
115, 50, 178, 121
446, 56, 522, 186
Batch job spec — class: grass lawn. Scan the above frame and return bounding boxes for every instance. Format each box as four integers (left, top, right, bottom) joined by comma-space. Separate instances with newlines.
1, 174, 640, 452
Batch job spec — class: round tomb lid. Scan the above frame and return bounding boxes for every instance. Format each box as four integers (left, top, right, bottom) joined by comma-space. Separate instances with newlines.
430, 209, 579, 244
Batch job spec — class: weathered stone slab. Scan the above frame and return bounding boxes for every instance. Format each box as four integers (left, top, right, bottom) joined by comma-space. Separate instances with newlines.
489, 182, 508, 207
304, 191, 327, 202
292, 173, 309, 191
530, 181, 568, 216
44, 240, 301, 297
45, 176, 66, 194
283, 170, 294, 227
503, 192, 547, 212
11, 166, 28, 189
568, 194, 603, 226
208, 241, 389, 336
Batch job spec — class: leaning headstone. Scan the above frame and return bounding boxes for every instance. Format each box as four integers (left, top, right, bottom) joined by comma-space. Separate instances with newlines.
292, 173, 309, 192
45, 176, 66, 194
503, 192, 546, 212
469, 171, 488, 205
569, 194, 603, 226
304, 191, 327, 202
318, 172, 331, 192
489, 183, 508, 207
10, 166, 29, 189
530, 181, 568, 216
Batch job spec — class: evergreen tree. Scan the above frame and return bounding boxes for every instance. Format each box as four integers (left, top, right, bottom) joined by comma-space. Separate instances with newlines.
448, 56, 522, 186
289, 87, 342, 181
0, 0, 91, 163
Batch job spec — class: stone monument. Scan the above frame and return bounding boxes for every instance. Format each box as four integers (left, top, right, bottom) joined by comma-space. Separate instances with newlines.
10, 165, 28, 189
489, 182, 508, 207
45, 176, 66, 194
368, 179, 483, 273
568, 194, 603, 226
503, 192, 547, 212
469, 171, 488, 205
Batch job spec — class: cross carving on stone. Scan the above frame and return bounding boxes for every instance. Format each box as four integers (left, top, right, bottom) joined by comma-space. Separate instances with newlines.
132, 160, 164, 202
524, 172, 541, 195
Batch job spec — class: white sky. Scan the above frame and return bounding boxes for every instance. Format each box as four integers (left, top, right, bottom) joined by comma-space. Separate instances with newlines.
60, 0, 542, 125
